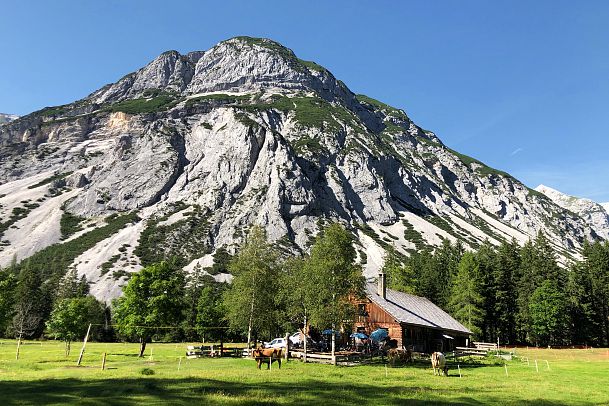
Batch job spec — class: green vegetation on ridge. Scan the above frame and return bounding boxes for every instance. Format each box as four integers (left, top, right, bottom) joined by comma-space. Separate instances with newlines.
16, 212, 139, 281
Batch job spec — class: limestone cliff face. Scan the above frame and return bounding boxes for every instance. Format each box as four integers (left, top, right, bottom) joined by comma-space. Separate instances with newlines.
0, 37, 602, 301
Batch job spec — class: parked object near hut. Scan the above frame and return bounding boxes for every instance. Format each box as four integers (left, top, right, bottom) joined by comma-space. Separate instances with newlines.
263, 338, 287, 349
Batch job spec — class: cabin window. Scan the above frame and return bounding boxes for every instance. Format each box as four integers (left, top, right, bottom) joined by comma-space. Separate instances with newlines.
358, 304, 368, 316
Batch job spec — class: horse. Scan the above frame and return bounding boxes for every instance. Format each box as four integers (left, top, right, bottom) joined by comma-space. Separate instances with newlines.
387, 348, 412, 366
252, 347, 282, 369
431, 351, 448, 376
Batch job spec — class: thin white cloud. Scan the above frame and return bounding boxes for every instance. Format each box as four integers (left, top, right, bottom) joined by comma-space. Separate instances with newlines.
510, 147, 523, 156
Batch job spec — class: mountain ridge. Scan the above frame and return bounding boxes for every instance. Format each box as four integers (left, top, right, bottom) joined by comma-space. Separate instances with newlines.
535, 184, 609, 241
0, 36, 603, 301
0, 113, 18, 124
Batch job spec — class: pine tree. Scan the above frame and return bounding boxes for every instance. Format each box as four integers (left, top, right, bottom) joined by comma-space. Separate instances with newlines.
12, 264, 48, 338
533, 232, 565, 287
582, 241, 609, 345
566, 260, 597, 345
55, 268, 89, 301
494, 239, 519, 344
433, 240, 463, 309
516, 240, 536, 343
0, 269, 16, 336
411, 250, 437, 302
476, 240, 497, 342
384, 246, 416, 294
449, 252, 485, 338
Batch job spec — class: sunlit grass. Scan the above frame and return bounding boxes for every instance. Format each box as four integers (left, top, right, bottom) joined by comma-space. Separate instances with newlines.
0, 341, 608, 405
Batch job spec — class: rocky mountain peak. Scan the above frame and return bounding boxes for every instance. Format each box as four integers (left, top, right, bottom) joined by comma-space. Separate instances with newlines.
0, 37, 606, 301
535, 184, 609, 240
90, 36, 342, 103
0, 113, 18, 124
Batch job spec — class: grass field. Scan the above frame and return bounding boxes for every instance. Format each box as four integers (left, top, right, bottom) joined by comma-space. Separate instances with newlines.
0, 341, 608, 405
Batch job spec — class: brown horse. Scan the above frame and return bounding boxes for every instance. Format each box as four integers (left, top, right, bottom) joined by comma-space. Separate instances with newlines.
252, 347, 282, 369
387, 348, 412, 366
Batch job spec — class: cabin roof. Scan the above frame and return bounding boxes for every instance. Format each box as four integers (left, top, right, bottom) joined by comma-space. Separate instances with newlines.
365, 282, 472, 335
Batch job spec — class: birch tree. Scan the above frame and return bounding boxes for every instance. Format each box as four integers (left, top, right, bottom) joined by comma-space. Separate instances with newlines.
223, 226, 279, 349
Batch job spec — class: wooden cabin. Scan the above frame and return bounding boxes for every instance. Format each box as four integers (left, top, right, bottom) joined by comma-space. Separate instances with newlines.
353, 272, 471, 353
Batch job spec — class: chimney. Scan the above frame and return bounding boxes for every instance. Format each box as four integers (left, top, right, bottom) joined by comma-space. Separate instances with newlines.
378, 271, 386, 299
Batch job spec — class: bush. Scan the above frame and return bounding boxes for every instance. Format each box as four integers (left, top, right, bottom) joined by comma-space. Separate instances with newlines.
140, 368, 155, 376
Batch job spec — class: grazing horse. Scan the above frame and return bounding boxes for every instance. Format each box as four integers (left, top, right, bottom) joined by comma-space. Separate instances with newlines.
387, 348, 412, 366
431, 352, 448, 376
252, 347, 282, 369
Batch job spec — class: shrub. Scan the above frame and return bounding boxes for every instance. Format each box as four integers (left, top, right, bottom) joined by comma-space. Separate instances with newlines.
140, 368, 155, 376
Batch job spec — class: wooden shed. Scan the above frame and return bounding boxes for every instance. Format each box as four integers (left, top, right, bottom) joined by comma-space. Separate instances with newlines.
353, 273, 471, 353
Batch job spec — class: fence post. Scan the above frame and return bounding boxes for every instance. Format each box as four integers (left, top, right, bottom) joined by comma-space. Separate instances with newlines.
101, 352, 107, 370
77, 324, 92, 366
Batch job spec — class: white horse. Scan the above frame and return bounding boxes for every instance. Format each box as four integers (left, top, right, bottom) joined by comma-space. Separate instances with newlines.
431, 352, 448, 376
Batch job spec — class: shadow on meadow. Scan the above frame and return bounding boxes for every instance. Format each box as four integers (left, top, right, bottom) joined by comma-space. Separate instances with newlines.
0, 376, 575, 406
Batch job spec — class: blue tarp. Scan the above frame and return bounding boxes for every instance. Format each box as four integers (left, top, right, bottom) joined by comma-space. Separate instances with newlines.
369, 328, 388, 342
322, 329, 340, 336
350, 332, 368, 339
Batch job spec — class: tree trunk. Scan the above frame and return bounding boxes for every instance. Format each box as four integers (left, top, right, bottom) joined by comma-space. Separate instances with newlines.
331, 323, 336, 365
303, 314, 308, 363
16, 333, 22, 360
247, 280, 256, 351
139, 337, 147, 358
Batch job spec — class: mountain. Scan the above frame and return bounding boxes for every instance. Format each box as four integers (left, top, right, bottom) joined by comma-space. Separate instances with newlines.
0, 37, 602, 301
535, 185, 609, 241
0, 113, 18, 124
603, 203, 609, 213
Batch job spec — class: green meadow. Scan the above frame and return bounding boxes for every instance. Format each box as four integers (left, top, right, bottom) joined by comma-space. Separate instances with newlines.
0, 341, 608, 405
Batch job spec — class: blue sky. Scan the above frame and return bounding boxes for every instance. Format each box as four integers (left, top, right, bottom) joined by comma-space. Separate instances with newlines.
1, 1, 608, 202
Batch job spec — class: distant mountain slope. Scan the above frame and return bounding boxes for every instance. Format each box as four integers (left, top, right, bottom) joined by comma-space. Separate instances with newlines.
535, 185, 609, 241
0, 113, 18, 124
0, 37, 602, 301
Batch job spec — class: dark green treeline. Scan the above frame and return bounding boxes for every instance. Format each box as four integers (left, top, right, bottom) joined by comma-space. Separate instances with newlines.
386, 233, 609, 347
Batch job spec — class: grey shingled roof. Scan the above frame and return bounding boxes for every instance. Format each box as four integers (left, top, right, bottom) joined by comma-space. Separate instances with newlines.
366, 282, 472, 335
